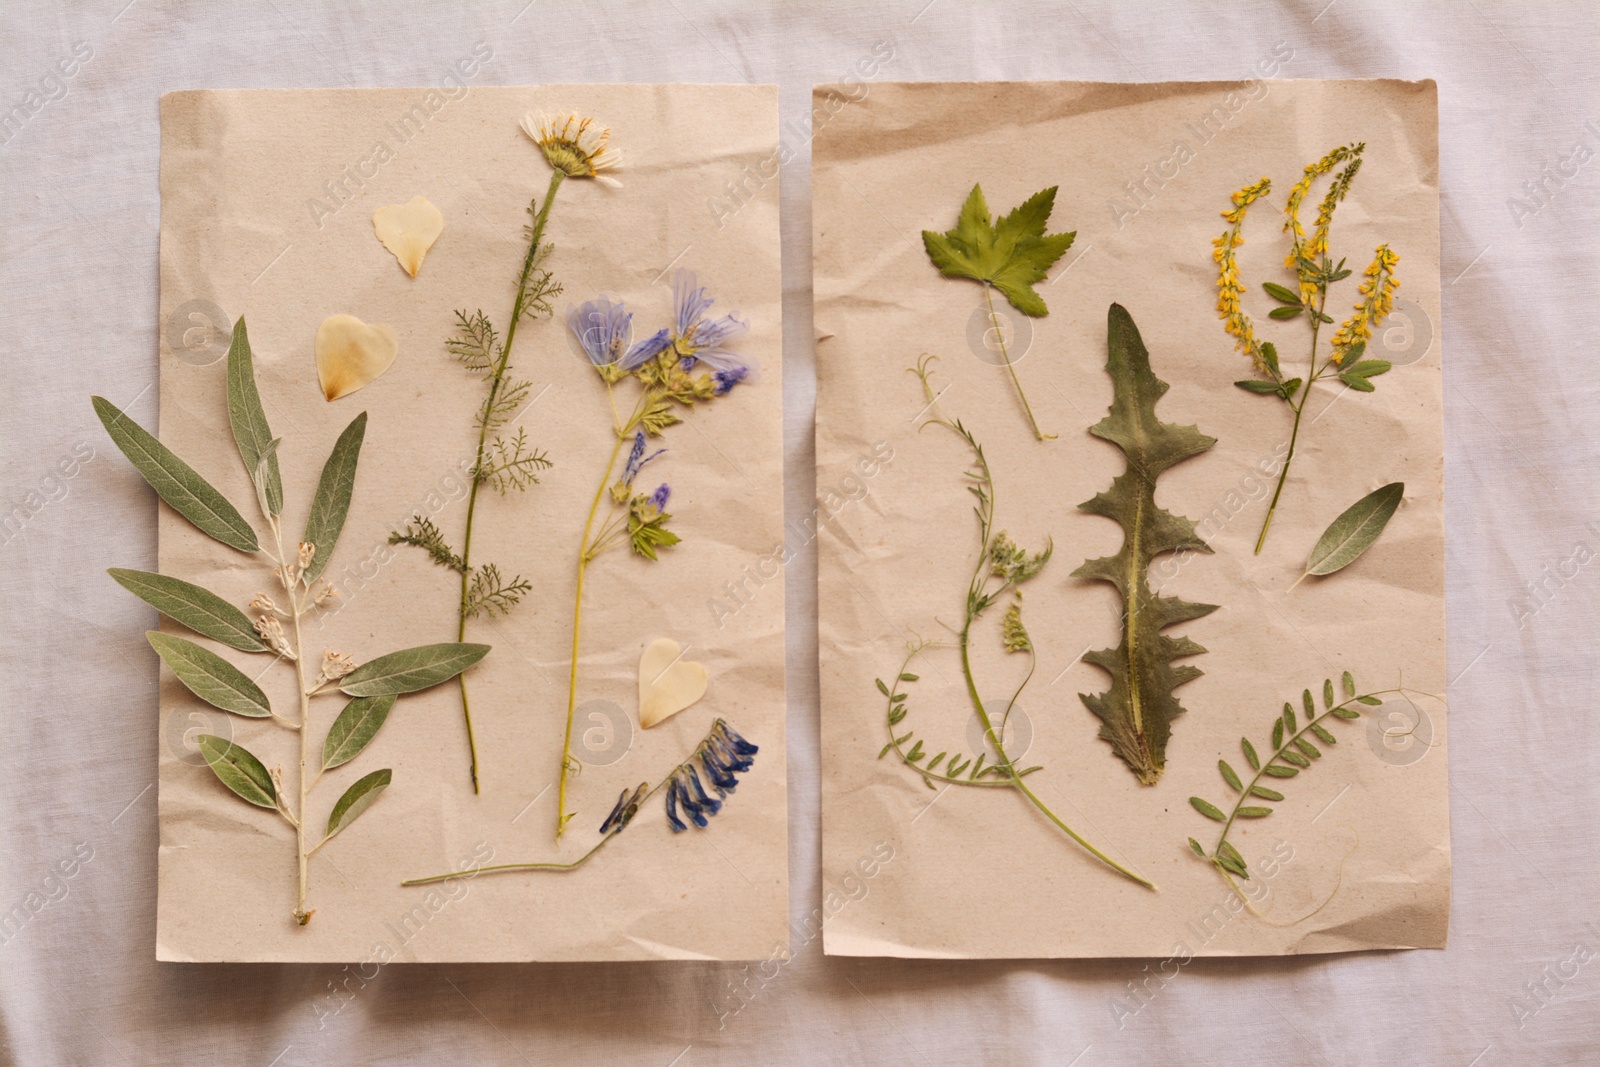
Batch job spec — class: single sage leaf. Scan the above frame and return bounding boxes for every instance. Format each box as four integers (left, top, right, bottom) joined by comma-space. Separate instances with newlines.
92, 396, 259, 553
1189, 797, 1226, 822
197, 734, 276, 808
322, 694, 397, 769
1302, 482, 1404, 580
146, 632, 271, 718
108, 568, 265, 652
1074, 305, 1218, 785
302, 411, 368, 583
325, 768, 392, 839
339, 643, 491, 697
226, 318, 283, 517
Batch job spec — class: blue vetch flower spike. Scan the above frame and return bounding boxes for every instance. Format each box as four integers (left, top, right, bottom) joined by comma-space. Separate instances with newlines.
599, 782, 648, 834
621, 430, 665, 487
649, 483, 671, 511
568, 297, 669, 374
670, 270, 753, 384
665, 718, 760, 833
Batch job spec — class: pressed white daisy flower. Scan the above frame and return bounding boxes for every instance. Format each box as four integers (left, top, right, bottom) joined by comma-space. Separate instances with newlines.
521, 112, 622, 187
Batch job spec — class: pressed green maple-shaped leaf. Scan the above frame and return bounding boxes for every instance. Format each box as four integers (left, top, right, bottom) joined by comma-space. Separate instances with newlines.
922, 184, 1076, 317
1073, 304, 1218, 785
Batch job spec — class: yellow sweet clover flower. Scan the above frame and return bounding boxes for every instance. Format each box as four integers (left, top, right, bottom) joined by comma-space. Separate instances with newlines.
1282, 143, 1362, 302
1214, 177, 1270, 371
1330, 244, 1400, 363
521, 113, 623, 187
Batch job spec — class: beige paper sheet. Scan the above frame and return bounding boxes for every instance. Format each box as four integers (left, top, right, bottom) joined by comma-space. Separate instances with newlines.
155, 85, 785, 961
815, 80, 1446, 958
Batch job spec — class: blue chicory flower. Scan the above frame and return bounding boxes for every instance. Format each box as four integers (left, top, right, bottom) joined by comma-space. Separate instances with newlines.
670, 270, 752, 383
568, 296, 669, 373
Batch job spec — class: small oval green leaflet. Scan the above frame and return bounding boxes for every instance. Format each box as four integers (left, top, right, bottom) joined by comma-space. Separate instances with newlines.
322, 694, 397, 770
339, 643, 491, 697
92, 396, 259, 553
197, 735, 277, 808
1294, 482, 1404, 586
146, 632, 271, 718
325, 768, 392, 840
109, 569, 265, 652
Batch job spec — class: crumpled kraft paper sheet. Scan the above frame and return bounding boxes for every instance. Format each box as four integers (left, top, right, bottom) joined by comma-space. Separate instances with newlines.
155, 85, 786, 962
814, 80, 1446, 958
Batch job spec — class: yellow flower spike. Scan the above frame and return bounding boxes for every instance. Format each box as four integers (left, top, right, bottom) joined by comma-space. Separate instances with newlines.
1330, 244, 1400, 363
522, 112, 623, 186
1212, 176, 1271, 373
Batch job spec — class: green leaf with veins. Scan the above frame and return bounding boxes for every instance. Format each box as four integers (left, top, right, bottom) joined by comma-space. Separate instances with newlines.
921, 184, 1076, 316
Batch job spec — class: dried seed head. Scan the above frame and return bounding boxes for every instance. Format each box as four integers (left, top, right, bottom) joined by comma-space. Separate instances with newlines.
312, 582, 340, 607
250, 593, 278, 614
254, 614, 296, 660
319, 650, 357, 681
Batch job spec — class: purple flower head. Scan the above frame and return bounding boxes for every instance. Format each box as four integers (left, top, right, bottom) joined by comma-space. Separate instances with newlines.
712, 365, 749, 396
649, 483, 671, 511
670, 269, 753, 379
568, 297, 668, 373
621, 430, 665, 487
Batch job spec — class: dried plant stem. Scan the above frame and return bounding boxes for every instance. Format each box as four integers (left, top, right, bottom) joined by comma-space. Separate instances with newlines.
557, 386, 656, 840
455, 168, 565, 793
984, 285, 1054, 441
1254, 286, 1325, 555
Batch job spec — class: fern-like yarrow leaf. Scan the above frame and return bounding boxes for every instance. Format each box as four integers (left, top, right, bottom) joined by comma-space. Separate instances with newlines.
1073, 303, 1218, 785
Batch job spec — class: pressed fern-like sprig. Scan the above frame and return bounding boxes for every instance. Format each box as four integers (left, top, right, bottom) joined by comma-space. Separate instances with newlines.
1074, 304, 1217, 785
1188, 670, 1397, 885
872, 356, 1154, 890
389, 171, 564, 794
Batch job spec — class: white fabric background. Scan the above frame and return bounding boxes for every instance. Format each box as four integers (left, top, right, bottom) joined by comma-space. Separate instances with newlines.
1, 1, 1595, 1063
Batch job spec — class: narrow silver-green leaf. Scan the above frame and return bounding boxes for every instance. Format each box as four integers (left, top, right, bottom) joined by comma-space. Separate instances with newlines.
197, 735, 276, 808
109, 569, 265, 652
1303, 482, 1404, 578
1189, 796, 1226, 821
322, 694, 397, 769
325, 768, 392, 839
302, 412, 368, 582
92, 396, 259, 553
226, 318, 283, 516
339, 643, 491, 697
1219, 759, 1243, 793
146, 632, 270, 717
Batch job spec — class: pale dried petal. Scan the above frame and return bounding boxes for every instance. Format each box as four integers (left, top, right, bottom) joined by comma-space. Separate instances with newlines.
638, 637, 709, 729
315, 314, 399, 401
372, 195, 444, 277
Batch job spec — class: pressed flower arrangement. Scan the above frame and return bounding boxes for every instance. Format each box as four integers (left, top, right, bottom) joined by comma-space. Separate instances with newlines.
390, 112, 622, 793
556, 269, 754, 839
1213, 142, 1402, 553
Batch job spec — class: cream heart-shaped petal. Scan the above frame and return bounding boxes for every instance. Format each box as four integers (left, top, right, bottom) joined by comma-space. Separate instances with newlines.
638, 638, 709, 729
372, 195, 444, 278
315, 314, 399, 401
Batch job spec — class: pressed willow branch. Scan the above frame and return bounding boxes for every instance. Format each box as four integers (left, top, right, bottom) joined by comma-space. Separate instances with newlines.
401, 718, 759, 886
1213, 142, 1402, 554
97, 317, 486, 926
873, 356, 1154, 890
1187, 670, 1417, 904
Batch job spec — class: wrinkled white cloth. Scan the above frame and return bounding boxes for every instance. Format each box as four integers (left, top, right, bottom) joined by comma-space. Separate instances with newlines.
1, 1, 1595, 1063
